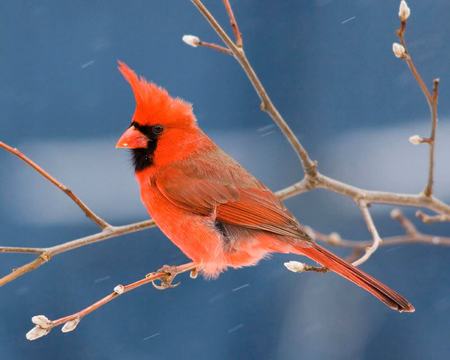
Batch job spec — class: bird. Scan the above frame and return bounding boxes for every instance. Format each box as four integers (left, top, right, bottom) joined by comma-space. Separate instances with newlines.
115, 61, 414, 313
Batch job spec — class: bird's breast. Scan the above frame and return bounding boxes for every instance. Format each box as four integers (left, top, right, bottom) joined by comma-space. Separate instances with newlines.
137, 174, 230, 275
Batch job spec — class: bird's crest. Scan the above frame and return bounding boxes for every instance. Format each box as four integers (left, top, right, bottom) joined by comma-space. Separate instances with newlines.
118, 61, 195, 127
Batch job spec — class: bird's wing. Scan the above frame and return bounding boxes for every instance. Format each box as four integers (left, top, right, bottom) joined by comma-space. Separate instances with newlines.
155, 151, 310, 240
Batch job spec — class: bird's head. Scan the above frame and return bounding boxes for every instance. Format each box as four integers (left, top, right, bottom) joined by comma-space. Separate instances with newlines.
116, 61, 202, 171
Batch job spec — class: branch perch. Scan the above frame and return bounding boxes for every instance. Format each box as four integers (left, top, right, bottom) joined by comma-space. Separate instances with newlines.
0, 141, 111, 230
0, 219, 155, 287
26, 262, 197, 340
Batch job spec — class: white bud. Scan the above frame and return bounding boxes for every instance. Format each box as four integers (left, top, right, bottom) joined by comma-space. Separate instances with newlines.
409, 134, 423, 145
432, 236, 441, 244
399, 1, 411, 22
31, 315, 52, 329
390, 208, 402, 219
392, 43, 406, 58
113, 284, 125, 295
328, 232, 342, 245
61, 317, 80, 333
26, 326, 50, 341
284, 261, 306, 273
182, 35, 200, 48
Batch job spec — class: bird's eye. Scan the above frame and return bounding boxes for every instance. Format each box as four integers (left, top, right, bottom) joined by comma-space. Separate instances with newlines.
152, 125, 164, 135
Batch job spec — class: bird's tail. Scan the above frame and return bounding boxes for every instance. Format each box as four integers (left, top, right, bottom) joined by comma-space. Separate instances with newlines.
294, 243, 415, 313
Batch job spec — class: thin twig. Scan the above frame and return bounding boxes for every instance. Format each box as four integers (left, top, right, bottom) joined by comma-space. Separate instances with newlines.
285, 206, 450, 273
198, 40, 232, 55
390, 208, 417, 236
396, 21, 440, 197
311, 224, 450, 249
190, 0, 318, 177
416, 210, 450, 224
351, 203, 383, 266
0, 255, 51, 287
222, 0, 242, 47
281, 175, 450, 216
397, 22, 432, 106
0, 142, 111, 230
424, 79, 440, 196
309, 209, 450, 250
26, 262, 197, 340
0, 219, 155, 287
317, 174, 450, 215
0, 246, 46, 254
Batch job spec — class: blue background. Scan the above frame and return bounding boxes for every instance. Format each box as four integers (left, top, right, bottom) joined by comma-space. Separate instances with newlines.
1, 0, 450, 359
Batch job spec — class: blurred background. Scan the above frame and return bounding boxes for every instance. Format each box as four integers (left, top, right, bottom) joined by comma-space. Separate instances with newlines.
1, 0, 450, 359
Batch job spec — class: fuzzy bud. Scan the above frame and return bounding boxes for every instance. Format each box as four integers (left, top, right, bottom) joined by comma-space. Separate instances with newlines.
113, 284, 125, 295
61, 317, 81, 333
328, 232, 342, 245
390, 208, 402, 219
26, 326, 50, 341
399, 1, 411, 22
284, 261, 306, 273
392, 43, 406, 58
182, 35, 200, 48
409, 135, 424, 145
432, 237, 441, 244
31, 315, 52, 329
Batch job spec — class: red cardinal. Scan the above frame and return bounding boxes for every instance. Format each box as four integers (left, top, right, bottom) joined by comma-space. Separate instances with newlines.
115, 61, 414, 313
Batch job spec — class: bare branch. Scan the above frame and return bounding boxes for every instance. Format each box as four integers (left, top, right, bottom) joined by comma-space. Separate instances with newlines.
0, 246, 46, 254
390, 208, 417, 236
0, 142, 111, 230
321, 174, 450, 215
0, 254, 50, 287
182, 34, 232, 55
351, 203, 383, 266
309, 209, 450, 250
222, 0, 243, 47
424, 79, 440, 197
276, 178, 312, 200
198, 40, 232, 55
313, 228, 450, 248
396, 19, 440, 197
416, 210, 450, 224
281, 175, 450, 216
190, 0, 318, 177
396, 23, 432, 106
0, 219, 155, 287
26, 262, 197, 340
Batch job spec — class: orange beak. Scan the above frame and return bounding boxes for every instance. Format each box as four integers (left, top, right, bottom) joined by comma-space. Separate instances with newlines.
115, 126, 148, 149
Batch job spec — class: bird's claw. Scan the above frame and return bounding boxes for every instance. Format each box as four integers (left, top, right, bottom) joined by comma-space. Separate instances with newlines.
147, 265, 181, 290
190, 268, 199, 279
151, 279, 181, 290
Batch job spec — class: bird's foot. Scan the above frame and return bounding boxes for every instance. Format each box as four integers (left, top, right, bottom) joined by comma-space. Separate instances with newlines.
147, 265, 181, 290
